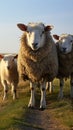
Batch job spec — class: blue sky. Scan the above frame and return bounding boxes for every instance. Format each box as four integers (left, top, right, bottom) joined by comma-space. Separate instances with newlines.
0, 0, 73, 53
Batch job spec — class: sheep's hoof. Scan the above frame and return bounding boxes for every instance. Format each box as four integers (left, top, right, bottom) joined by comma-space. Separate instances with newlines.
28, 106, 35, 109
70, 94, 73, 99
39, 107, 46, 111
3, 97, 8, 101
13, 97, 18, 100
39, 106, 46, 111
28, 103, 35, 109
58, 93, 63, 100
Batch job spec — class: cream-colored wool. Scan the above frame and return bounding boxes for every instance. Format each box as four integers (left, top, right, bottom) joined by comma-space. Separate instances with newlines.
18, 32, 58, 82
0, 55, 18, 84
0, 54, 19, 100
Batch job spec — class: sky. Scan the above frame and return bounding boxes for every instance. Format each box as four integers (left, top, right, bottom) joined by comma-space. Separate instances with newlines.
0, 0, 73, 53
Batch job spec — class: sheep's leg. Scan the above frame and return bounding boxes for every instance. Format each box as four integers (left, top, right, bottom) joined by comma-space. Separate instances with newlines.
46, 81, 54, 93
70, 75, 73, 98
2, 80, 8, 100
40, 81, 46, 110
58, 78, 64, 99
11, 83, 17, 100
28, 81, 35, 108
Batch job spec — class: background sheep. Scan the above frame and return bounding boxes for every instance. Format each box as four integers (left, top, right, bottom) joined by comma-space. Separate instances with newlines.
46, 82, 54, 93
53, 34, 73, 99
0, 54, 18, 100
17, 22, 58, 110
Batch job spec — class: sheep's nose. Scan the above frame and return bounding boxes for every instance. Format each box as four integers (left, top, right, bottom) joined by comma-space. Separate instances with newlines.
63, 47, 66, 52
32, 43, 38, 48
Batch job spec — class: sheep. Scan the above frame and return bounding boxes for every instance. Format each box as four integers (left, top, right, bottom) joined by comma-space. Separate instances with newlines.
53, 34, 73, 99
0, 54, 18, 100
17, 22, 58, 110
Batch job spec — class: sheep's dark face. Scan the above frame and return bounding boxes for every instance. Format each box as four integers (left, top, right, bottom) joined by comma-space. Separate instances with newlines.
53, 34, 73, 54
17, 23, 54, 51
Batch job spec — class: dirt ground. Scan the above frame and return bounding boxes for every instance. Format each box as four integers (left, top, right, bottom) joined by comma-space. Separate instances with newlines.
20, 107, 70, 130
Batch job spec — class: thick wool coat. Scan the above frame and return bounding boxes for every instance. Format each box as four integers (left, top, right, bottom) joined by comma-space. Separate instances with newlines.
57, 45, 73, 78
0, 59, 18, 85
18, 32, 58, 82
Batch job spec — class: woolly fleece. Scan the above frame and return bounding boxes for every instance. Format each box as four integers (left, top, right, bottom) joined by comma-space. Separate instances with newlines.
18, 32, 58, 82
57, 45, 73, 78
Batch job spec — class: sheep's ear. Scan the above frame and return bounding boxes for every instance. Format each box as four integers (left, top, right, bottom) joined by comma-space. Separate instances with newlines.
45, 25, 54, 31
0, 54, 4, 59
14, 54, 18, 59
17, 23, 27, 31
53, 34, 59, 40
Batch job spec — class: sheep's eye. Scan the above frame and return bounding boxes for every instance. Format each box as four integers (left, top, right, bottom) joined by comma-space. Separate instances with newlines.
4, 58, 6, 62
70, 40, 73, 43
26, 31, 29, 33
42, 31, 45, 34
27, 31, 31, 36
12, 58, 14, 61
26, 29, 29, 32
40, 31, 44, 37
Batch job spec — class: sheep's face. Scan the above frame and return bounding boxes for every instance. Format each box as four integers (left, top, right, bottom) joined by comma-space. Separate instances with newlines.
26, 24, 45, 50
2, 55, 17, 71
53, 34, 73, 54
17, 23, 54, 51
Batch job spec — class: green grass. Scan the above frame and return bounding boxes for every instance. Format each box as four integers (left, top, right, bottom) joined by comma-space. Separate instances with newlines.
46, 79, 73, 129
0, 79, 73, 129
0, 81, 30, 130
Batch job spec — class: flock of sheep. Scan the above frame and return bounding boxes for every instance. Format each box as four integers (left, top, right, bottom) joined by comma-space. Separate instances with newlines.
0, 22, 73, 110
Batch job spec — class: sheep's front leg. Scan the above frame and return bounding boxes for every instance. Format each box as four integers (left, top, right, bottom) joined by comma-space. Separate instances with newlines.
11, 83, 17, 100
70, 75, 73, 98
2, 80, 8, 100
40, 81, 46, 110
28, 81, 35, 108
58, 78, 64, 99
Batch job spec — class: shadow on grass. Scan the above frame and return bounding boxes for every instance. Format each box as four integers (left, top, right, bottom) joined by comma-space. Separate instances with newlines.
13, 116, 44, 130
7, 80, 73, 130
19, 80, 73, 130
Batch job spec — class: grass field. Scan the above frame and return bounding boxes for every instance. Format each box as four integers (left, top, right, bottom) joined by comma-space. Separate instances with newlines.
0, 79, 73, 130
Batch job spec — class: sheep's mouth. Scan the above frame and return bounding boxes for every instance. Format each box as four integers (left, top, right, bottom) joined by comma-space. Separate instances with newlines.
61, 50, 67, 54
33, 49, 39, 53
59, 48, 67, 54
32, 46, 39, 51
60, 49, 72, 55
60, 50, 67, 54
33, 47, 38, 50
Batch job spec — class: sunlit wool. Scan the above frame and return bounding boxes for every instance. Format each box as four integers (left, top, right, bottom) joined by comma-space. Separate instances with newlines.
18, 29, 58, 82
0, 54, 19, 100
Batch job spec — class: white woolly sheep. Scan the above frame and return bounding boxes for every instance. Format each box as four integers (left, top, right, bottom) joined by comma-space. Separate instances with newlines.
53, 34, 73, 99
0, 54, 18, 100
17, 22, 58, 110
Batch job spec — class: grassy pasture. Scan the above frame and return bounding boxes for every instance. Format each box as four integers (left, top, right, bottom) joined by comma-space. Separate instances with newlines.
0, 79, 73, 130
